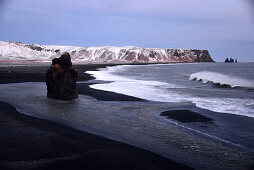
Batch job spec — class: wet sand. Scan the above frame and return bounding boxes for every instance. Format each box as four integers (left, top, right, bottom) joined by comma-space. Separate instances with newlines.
0, 64, 192, 169
161, 110, 214, 123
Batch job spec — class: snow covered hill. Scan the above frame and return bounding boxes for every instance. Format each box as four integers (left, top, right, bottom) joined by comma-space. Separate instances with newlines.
0, 41, 214, 63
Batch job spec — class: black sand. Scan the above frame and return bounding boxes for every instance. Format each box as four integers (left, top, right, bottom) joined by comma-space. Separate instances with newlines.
161, 110, 214, 123
0, 64, 192, 170
0, 64, 144, 101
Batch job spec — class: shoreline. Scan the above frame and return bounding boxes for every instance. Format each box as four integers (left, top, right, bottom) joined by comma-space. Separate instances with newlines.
1, 64, 254, 169
0, 64, 192, 169
0, 101, 191, 170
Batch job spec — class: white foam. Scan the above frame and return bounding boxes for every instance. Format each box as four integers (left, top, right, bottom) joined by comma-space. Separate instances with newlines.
87, 80, 183, 103
86, 65, 186, 102
1, 82, 252, 168
189, 71, 254, 89
86, 65, 254, 118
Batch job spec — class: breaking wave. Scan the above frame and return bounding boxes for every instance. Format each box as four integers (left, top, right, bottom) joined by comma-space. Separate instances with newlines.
189, 71, 254, 89
86, 66, 254, 118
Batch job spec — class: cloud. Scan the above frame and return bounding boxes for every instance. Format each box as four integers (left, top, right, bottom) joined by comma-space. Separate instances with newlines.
3, 0, 253, 24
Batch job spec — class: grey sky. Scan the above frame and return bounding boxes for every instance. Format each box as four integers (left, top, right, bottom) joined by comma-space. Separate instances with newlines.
0, 0, 253, 61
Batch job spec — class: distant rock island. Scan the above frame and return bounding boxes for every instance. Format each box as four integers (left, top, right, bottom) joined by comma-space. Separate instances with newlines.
0, 41, 214, 63
225, 58, 238, 63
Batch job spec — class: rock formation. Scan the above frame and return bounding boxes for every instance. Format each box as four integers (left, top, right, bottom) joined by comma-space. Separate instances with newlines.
225, 57, 237, 63
46, 52, 78, 99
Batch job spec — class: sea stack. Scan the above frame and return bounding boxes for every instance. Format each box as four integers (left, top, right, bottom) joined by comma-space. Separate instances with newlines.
46, 52, 78, 99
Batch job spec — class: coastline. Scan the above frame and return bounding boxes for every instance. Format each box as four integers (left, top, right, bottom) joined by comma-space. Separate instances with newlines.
0, 101, 191, 170
0, 63, 254, 170
0, 64, 192, 169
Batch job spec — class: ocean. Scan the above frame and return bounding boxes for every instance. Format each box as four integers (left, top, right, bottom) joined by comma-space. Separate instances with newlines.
88, 62, 254, 118
86, 62, 254, 167
0, 62, 253, 169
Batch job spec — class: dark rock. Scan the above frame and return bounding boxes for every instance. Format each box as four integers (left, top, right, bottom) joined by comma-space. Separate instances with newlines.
173, 50, 180, 57
161, 110, 214, 123
46, 52, 78, 99
55, 49, 60, 53
225, 57, 235, 63
193, 50, 213, 62
25, 44, 43, 51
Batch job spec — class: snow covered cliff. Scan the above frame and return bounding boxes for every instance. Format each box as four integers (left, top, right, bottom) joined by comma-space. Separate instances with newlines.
0, 41, 214, 63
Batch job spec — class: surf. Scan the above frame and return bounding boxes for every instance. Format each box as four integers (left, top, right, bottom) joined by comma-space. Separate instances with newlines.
189, 71, 254, 89
86, 66, 254, 118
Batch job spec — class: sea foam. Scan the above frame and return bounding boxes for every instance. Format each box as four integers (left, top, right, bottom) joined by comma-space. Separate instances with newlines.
86, 66, 254, 118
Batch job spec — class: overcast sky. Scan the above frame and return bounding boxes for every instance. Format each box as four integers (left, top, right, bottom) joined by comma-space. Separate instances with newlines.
0, 0, 253, 61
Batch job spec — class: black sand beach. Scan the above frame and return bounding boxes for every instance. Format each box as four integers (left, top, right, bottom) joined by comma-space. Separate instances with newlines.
0, 64, 192, 170
161, 110, 214, 123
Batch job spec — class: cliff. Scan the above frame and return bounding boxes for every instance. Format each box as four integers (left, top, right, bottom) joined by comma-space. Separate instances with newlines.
0, 41, 214, 63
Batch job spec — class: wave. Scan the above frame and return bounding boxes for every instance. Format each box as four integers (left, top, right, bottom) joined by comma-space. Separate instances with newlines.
189, 71, 254, 89
1, 82, 253, 167
86, 66, 254, 118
